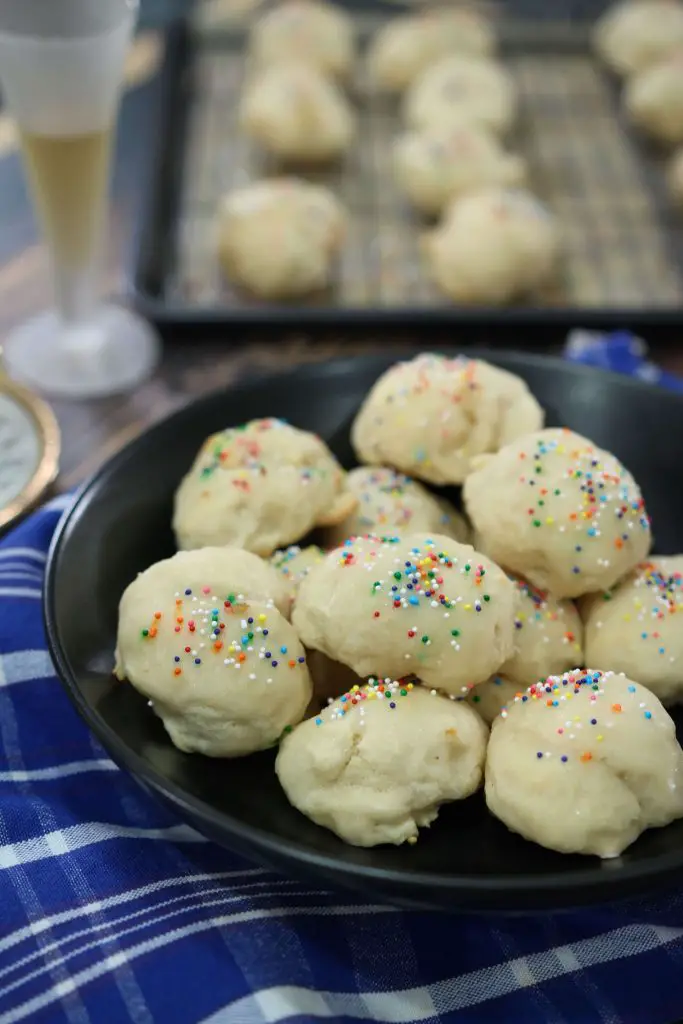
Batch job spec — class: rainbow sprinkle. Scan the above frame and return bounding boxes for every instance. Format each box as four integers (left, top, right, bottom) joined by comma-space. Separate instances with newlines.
336, 536, 495, 659
516, 432, 650, 578
596, 560, 683, 663
500, 668, 655, 764
140, 585, 306, 683
315, 676, 418, 726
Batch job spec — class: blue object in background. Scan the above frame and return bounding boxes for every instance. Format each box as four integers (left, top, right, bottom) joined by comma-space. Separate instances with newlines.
564, 329, 683, 394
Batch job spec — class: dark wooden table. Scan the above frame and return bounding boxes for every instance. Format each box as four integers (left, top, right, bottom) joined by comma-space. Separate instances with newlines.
0, 26, 681, 491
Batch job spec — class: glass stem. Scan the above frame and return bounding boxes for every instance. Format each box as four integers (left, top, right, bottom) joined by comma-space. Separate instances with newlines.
54, 259, 100, 327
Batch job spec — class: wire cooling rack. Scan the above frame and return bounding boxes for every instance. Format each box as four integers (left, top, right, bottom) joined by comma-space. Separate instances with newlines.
147, 12, 683, 313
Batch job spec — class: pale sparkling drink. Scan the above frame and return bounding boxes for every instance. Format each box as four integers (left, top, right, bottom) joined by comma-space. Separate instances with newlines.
19, 128, 112, 319
0, 0, 159, 398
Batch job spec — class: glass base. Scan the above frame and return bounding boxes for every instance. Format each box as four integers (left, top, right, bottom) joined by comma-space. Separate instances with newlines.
2, 304, 160, 399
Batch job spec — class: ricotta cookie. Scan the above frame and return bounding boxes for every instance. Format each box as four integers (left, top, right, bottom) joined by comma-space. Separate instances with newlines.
217, 179, 346, 300
173, 418, 356, 556
292, 533, 517, 694
464, 428, 652, 598
366, 10, 496, 94
248, 0, 354, 82
393, 122, 525, 217
583, 557, 683, 705
423, 188, 559, 305
325, 466, 470, 547
277, 678, 487, 845
593, 0, 683, 76
351, 353, 544, 485
269, 544, 326, 606
625, 54, 683, 145
239, 64, 354, 164
403, 55, 516, 136
115, 548, 312, 756
486, 669, 683, 857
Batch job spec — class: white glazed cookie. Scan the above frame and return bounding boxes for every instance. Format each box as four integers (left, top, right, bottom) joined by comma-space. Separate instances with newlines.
366, 9, 496, 94
582, 557, 683, 705
248, 0, 354, 82
239, 64, 354, 164
423, 188, 559, 305
593, 0, 683, 76
463, 428, 652, 599
173, 418, 356, 556
403, 56, 516, 136
351, 353, 544, 486
217, 179, 345, 300
269, 545, 326, 606
114, 549, 312, 756
502, 575, 583, 684
393, 123, 526, 217
668, 146, 683, 204
465, 577, 583, 722
276, 678, 488, 846
625, 55, 683, 144
325, 466, 470, 547
466, 673, 522, 724
292, 533, 517, 694
485, 669, 683, 857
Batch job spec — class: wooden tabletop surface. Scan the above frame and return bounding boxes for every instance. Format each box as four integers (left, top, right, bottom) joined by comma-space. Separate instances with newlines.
0, 23, 682, 492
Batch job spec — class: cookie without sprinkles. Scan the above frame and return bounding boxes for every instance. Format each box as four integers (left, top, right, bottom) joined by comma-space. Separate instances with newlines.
464, 427, 652, 598
292, 532, 517, 695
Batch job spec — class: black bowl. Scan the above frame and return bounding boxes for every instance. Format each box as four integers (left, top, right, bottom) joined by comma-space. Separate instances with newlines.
45, 348, 683, 913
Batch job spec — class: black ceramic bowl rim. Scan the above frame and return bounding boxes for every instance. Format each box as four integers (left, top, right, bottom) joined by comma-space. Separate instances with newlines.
44, 348, 683, 907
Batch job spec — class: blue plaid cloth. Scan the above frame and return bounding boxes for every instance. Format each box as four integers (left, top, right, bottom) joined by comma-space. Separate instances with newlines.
2, 335, 683, 1024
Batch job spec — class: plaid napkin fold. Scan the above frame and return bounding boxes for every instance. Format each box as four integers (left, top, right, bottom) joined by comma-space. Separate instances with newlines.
2, 336, 683, 1024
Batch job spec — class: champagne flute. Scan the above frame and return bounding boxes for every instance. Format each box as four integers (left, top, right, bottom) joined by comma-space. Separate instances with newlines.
0, 0, 160, 399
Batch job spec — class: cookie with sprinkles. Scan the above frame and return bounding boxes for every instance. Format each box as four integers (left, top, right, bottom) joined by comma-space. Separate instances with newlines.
115, 549, 312, 757
276, 679, 487, 846
502, 574, 583, 684
292, 532, 517, 694
485, 669, 683, 858
467, 578, 583, 723
465, 673, 522, 725
582, 556, 683, 705
173, 418, 357, 556
268, 544, 325, 607
463, 427, 652, 599
325, 466, 470, 548
351, 354, 543, 486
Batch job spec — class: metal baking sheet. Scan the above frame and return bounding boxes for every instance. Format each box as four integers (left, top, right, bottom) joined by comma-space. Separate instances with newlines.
128, 8, 683, 331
